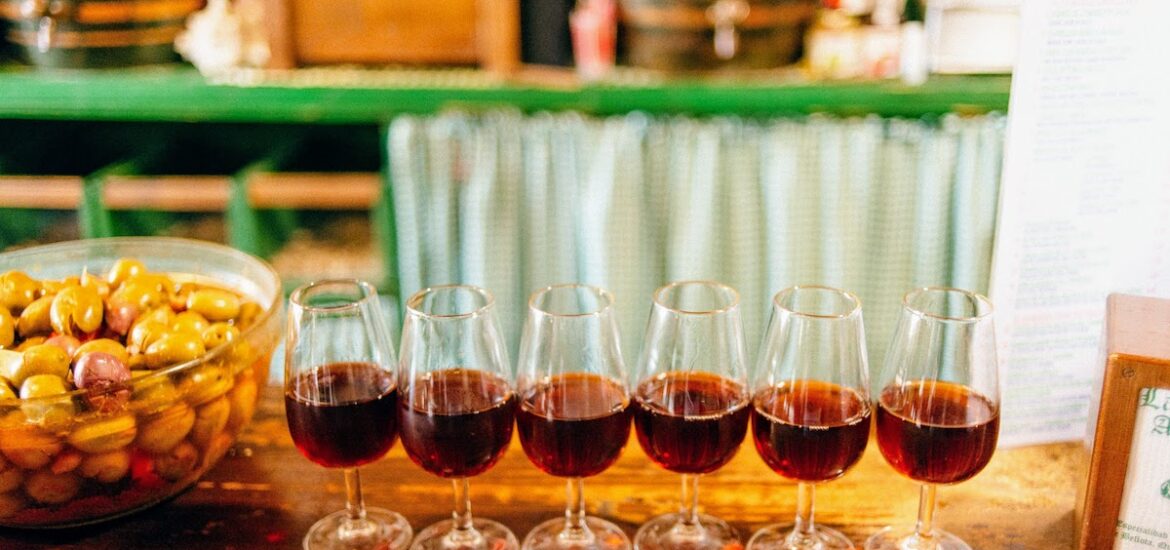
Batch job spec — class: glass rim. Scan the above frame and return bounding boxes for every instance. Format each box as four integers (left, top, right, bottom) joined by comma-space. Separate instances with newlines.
773, 284, 862, 319
289, 278, 380, 313
652, 279, 740, 315
405, 284, 495, 320
527, 283, 615, 318
902, 286, 994, 322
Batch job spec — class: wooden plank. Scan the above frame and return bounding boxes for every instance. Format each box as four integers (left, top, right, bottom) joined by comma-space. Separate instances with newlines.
246, 172, 381, 209
478, 0, 521, 76
103, 175, 231, 211
0, 176, 83, 209
0, 385, 1076, 549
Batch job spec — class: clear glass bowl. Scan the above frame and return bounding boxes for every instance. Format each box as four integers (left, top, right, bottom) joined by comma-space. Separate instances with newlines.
0, 237, 282, 528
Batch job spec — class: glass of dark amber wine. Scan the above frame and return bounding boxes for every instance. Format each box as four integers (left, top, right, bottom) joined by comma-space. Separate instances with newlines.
749, 286, 871, 550
398, 285, 519, 550
632, 281, 751, 550
866, 287, 1000, 550
284, 279, 413, 550
517, 284, 632, 550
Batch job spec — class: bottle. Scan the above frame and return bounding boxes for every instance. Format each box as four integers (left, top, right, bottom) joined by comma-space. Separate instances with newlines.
899, 0, 928, 85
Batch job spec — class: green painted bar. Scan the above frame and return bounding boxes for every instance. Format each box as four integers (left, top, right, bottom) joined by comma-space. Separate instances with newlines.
0, 66, 1010, 123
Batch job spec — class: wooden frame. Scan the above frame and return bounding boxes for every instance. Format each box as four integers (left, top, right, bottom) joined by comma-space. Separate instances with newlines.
1076, 294, 1170, 549
250, 0, 519, 75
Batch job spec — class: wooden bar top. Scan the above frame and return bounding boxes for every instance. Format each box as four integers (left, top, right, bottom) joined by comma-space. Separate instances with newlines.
0, 385, 1080, 549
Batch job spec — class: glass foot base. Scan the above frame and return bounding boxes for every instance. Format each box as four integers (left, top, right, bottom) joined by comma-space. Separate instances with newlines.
747, 523, 855, 550
633, 512, 742, 550
411, 517, 519, 550
864, 526, 971, 550
304, 507, 413, 550
522, 516, 631, 550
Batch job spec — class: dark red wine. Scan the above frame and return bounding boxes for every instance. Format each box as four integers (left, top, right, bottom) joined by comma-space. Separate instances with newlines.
632, 371, 750, 474
399, 368, 516, 478
516, 373, 631, 478
752, 380, 871, 482
877, 380, 999, 484
285, 361, 398, 468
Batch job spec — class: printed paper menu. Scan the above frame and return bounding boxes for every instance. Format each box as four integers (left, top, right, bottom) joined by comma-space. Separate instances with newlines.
989, 0, 1170, 446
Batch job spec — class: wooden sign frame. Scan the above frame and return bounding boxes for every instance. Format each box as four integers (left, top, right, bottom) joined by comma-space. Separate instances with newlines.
1076, 294, 1170, 549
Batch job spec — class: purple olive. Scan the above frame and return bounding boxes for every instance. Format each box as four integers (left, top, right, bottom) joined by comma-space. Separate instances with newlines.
74, 351, 132, 413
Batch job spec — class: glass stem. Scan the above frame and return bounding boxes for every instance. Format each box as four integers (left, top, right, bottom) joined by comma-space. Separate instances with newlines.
338, 467, 373, 542
792, 482, 816, 540
559, 477, 594, 544
680, 473, 701, 527
915, 484, 938, 546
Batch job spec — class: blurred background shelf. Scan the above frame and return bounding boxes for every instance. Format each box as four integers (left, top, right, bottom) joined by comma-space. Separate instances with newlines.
0, 65, 1010, 122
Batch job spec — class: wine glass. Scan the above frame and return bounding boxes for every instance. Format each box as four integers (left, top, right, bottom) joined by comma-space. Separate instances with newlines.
865, 287, 999, 550
284, 279, 413, 550
398, 284, 519, 550
748, 286, 871, 550
516, 284, 633, 550
631, 280, 751, 550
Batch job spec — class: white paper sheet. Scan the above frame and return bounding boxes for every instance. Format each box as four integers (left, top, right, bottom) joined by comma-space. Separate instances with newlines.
989, 0, 1170, 447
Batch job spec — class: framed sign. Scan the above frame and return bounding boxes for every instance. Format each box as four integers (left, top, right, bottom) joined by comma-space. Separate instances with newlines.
1077, 294, 1170, 550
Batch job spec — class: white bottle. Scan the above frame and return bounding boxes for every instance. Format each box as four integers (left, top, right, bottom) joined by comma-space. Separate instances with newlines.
899, 0, 929, 85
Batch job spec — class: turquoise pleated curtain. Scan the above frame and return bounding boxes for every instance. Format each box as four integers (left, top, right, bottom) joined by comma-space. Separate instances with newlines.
387, 111, 1005, 370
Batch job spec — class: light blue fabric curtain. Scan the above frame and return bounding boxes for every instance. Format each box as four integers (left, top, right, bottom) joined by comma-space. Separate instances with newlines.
387, 111, 1005, 371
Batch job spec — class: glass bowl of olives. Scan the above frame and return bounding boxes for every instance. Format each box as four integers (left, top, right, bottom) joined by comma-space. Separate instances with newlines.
0, 237, 282, 528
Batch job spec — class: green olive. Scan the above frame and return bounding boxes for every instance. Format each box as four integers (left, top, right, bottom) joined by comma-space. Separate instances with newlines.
172, 311, 209, 335
75, 339, 130, 366
79, 271, 110, 299
235, 301, 262, 329
50, 285, 104, 336
0, 463, 23, 493
16, 296, 53, 338
109, 281, 165, 312
0, 350, 20, 384
154, 440, 199, 481
183, 364, 231, 405
0, 308, 14, 349
67, 414, 136, 454
130, 376, 177, 414
24, 470, 81, 504
0, 411, 62, 469
79, 449, 131, 484
106, 258, 145, 289
137, 306, 176, 328
136, 403, 194, 453
0, 271, 38, 312
11, 344, 70, 388
144, 331, 205, 369
201, 323, 239, 350
186, 289, 240, 322
227, 375, 258, 429
18, 375, 74, 431
127, 319, 169, 354
191, 396, 229, 449
49, 449, 82, 475
19, 373, 68, 399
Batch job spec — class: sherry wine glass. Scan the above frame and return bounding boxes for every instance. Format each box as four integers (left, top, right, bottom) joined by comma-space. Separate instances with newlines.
748, 286, 871, 550
631, 280, 751, 550
398, 285, 519, 550
517, 284, 633, 550
285, 279, 413, 550
865, 287, 999, 550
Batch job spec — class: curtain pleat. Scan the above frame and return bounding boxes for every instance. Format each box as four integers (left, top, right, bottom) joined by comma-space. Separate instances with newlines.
388, 111, 1006, 371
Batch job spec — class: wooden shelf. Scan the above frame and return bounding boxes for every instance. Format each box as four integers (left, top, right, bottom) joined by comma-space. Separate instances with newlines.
0, 65, 1011, 124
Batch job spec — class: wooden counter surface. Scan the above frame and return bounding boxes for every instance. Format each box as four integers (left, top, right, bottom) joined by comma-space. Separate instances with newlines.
0, 386, 1080, 549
